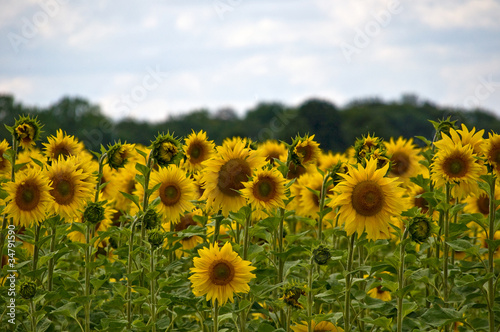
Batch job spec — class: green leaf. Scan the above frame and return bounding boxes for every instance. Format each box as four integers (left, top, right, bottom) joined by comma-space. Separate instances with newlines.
135, 163, 150, 176
120, 191, 141, 210
421, 306, 463, 327
446, 239, 473, 252
51, 302, 83, 319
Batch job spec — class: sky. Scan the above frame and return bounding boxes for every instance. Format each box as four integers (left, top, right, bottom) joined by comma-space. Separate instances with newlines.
0, 0, 500, 122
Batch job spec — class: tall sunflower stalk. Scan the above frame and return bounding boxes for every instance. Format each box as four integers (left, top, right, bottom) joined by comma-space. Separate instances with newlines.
344, 235, 356, 332
442, 183, 451, 304
484, 174, 497, 332
397, 228, 409, 332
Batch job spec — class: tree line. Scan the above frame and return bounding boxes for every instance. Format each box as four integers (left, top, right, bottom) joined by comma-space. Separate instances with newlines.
1, 93, 499, 153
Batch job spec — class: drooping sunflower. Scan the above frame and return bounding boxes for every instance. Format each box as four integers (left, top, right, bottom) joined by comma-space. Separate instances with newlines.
483, 132, 500, 176
293, 134, 321, 165
189, 242, 256, 305
45, 156, 93, 219
258, 140, 287, 165
431, 134, 484, 199
202, 140, 266, 216
241, 168, 286, 214
43, 129, 84, 161
182, 130, 215, 173
291, 320, 344, 332
385, 137, 423, 186
330, 158, 406, 240
149, 165, 196, 224
2, 168, 53, 227
0, 139, 11, 176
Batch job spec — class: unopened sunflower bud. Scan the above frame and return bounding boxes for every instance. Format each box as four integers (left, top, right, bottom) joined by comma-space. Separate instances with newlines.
281, 284, 305, 309
148, 229, 165, 248
431, 117, 457, 139
409, 216, 432, 243
107, 142, 134, 169
20, 280, 37, 299
83, 202, 105, 224
150, 133, 183, 167
142, 208, 160, 230
313, 245, 331, 265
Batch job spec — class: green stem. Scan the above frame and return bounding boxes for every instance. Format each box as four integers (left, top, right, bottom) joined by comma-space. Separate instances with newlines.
47, 223, 56, 292
243, 210, 251, 261
127, 219, 138, 329
84, 223, 93, 332
344, 235, 356, 332
150, 246, 156, 332
32, 223, 41, 274
94, 153, 107, 203
317, 172, 331, 242
30, 298, 36, 332
488, 177, 496, 332
397, 229, 409, 332
443, 183, 451, 304
213, 299, 219, 332
213, 215, 222, 246
307, 258, 314, 332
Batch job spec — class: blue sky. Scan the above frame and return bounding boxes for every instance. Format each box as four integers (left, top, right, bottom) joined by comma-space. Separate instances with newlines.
1, 0, 500, 122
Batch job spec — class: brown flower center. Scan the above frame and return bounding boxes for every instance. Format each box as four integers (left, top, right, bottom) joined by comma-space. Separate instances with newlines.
477, 194, 490, 215
175, 213, 197, 232
253, 177, 276, 202
351, 181, 384, 216
296, 144, 313, 164
209, 260, 235, 285
390, 151, 410, 176
217, 158, 251, 197
53, 144, 71, 159
50, 175, 75, 205
188, 143, 204, 162
160, 183, 181, 206
287, 162, 306, 180
15, 180, 41, 211
443, 154, 468, 178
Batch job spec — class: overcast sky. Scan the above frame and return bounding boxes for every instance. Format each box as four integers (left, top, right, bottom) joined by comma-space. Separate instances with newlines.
1, 0, 500, 122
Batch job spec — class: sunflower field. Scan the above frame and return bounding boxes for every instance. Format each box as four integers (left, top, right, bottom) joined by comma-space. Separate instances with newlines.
0, 115, 499, 332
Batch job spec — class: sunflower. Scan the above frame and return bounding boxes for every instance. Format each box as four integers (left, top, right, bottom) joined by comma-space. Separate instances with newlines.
0, 139, 11, 176
258, 140, 287, 165
330, 158, 406, 240
291, 320, 344, 332
451, 123, 484, 156
431, 134, 483, 199
241, 168, 286, 214
182, 130, 215, 173
16, 148, 47, 171
149, 165, 196, 224
318, 151, 348, 172
367, 285, 392, 302
43, 129, 84, 161
98, 164, 119, 202
45, 156, 93, 219
293, 134, 320, 165
2, 168, 53, 227
170, 209, 204, 257
483, 132, 500, 176
295, 172, 335, 220
189, 242, 256, 305
12, 115, 42, 150
202, 140, 266, 216
385, 137, 423, 186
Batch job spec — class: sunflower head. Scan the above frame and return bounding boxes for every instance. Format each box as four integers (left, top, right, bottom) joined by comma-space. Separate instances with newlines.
408, 215, 433, 243
142, 207, 161, 230
148, 229, 166, 248
430, 117, 457, 140
353, 133, 387, 165
182, 130, 215, 172
281, 283, 305, 309
83, 201, 106, 224
150, 133, 183, 167
483, 132, 500, 175
107, 142, 135, 170
43, 129, 83, 161
0, 139, 11, 174
312, 245, 331, 265
290, 134, 320, 166
20, 280, 37, 299
8, 115, 43, 149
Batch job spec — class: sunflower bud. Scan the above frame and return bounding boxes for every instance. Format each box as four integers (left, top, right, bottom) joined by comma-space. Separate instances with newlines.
83, 202, 105, 224
150, 133, 183, 167
354, 134, 387, 167
290, 134, 320, 166
107, 142, 134, 169
142, 208, 160, 230
148, 229, 165, 248
20, 280, 37, 299
10, 115, 43, 149
430, 117, 457, 140
409, 216, 432, 243
313, 245, 331, 265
